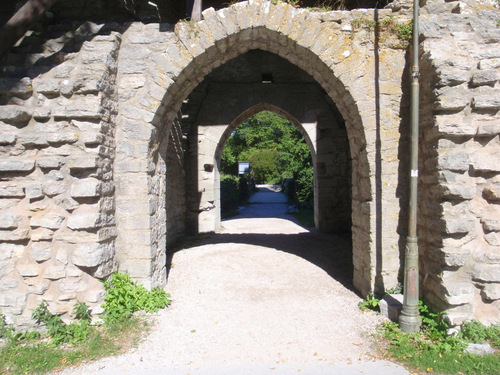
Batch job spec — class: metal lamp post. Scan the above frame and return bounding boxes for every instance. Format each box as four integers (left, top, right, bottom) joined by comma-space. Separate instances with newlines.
399, 0, 422, 333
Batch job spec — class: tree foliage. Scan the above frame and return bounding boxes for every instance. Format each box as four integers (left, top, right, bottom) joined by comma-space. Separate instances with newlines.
221, 111, 313, 202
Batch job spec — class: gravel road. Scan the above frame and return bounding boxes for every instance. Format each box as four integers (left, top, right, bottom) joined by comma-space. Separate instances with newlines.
56, 185, 409, 375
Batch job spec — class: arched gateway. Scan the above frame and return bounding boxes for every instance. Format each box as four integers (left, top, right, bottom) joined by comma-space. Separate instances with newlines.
5, 0, 498, 329
113, 1, 406, 298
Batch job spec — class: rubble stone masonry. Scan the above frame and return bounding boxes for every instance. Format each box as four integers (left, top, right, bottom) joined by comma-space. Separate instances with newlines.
0, 0, 499, 328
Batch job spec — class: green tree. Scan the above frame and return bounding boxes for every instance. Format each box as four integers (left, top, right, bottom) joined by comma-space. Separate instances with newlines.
221, 111, 313, 203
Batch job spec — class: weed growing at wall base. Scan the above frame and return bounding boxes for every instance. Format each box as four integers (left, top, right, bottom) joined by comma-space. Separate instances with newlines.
365, 299, 500, 375
0, 271, 171, 374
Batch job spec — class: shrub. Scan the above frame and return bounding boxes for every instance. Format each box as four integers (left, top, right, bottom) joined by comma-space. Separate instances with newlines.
220, 174, 240, 212
101, 272, 171, 324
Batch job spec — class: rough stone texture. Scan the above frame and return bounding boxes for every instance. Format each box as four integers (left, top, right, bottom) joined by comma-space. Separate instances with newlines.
0, 0, 499, 329
0, 21, 120, 329
419, 0, 500, 325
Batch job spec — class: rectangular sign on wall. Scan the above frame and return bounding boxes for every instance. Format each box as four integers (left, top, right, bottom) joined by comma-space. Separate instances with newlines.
238, 162, 250, 175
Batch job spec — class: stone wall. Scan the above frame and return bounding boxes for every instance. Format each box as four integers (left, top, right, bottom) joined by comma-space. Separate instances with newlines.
1, 0, 498, 329
0, 22, 121, 328
418, 0, 500, 325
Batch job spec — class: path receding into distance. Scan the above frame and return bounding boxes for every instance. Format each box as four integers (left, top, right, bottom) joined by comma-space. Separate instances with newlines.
58, 185, 409, 375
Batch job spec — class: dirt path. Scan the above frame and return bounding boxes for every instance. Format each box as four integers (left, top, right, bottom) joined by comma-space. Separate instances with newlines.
57, 185, 408, 374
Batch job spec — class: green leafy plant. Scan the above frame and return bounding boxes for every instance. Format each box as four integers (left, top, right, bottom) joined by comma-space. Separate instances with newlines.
0, 313, 14, 339
101, 272, 171, 324
358, 293, 380, 311
0, 273, 169, 374
460, 320, 500, 348
351, 16, 413, 41
31, 301, 91, 346
375, 302, 500, 374
391, 20, 412, 41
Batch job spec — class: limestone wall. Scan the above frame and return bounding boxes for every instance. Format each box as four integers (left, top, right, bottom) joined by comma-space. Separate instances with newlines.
2, 0, 498, 329
418, 0, 500, 324
0, 23, 121, 328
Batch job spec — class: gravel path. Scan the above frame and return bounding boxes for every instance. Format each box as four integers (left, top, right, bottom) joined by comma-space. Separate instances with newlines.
57, 186, 409, 375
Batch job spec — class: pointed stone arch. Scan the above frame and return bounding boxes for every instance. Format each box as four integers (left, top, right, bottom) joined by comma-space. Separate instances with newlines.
114, 0, 406, 295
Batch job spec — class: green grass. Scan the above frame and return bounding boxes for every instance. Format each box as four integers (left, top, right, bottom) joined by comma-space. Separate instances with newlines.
358, 294, 500, 374
0, 317, 148, 375
379, 321, 500, 375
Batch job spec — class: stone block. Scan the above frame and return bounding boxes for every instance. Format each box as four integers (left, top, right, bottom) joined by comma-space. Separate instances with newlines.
0, 185, 25, 198
47, 133, 79, 145
472, 94, 500, 110
479, 58, 500, 70
74, 78, 104, 94
19, 133, 49, 147
444, 218, 475, 234
67, 213, 101, 230
0, 134, 16, 145
475, 121, 500, 137
435, 116, 476, 136
481, 284, 500, 301
0, 277, 18, 291
82, 132, 104, 146
25, 184, 44, 200
31, 228, 54, 241
470, 152, 500, 173
0, 160, 35, 173
42, 181, 66, 197
33, 108, 51, 120
36, 79, 61, 95
437, 152, 469, 172
436, 67, 469, 87
31, 241, 52, 262
443, 282, 475, 305
36, 157, 62, 169
0, 292, 27, 314
58, 279, 86, 293
72, 242, 114, 268
465, 343, 497, 355
483, 186, 500, 202
0, 243, 23, 260
0, 105, 32, 124
471, 70, 499, 87
442, 183, 475, 200
70, 178, 102, 198
16, 263, 40, 277
81, 288, 106, 304
0, 228, 30, 241
53, 96, 104, 119
441, 244, 471, 268
68, 157, 98, 171
0, 259, 14, 278
0, 213, 22, 229
43, 265, 66, 280
379, 294, 403, 322
484, 232, 500, 246
481, 218, 500, 232
30, 212, 66, 229
54, 196, 79, 212
473, 264, 500, 283
434, 86, 470, 111
0, 77, 33, 98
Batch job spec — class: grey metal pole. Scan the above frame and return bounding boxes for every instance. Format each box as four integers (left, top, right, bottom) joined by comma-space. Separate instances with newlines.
399, 0, 422, 333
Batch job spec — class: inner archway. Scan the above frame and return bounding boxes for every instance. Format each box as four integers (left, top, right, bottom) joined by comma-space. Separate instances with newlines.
218, 110, 314, 220
182, 50, 351, 236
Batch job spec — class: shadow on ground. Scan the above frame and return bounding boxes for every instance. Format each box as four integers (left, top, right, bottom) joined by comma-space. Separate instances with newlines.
168, 230, 355, 292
